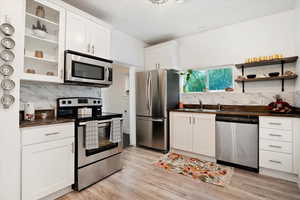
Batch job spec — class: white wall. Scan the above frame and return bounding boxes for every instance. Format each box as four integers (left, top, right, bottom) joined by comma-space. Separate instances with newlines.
295, 2, 300, 108
176, 10, 297, 105
111, 30, 147, 68
294, 0, 300, 188
0, 0, 24, 200
178, 10, 296, 67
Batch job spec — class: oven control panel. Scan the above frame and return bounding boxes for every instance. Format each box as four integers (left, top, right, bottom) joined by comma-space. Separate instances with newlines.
58, 98, 102, 107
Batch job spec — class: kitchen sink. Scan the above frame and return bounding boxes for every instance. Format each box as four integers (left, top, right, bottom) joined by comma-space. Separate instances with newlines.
177, 108, 221, 112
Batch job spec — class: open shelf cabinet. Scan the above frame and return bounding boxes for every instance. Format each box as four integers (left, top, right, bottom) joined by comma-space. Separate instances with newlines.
235, 56, 298, 93
22, 0, 65, 83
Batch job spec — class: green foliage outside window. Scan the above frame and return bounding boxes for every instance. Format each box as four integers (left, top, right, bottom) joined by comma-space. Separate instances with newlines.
182, 67, 233, 93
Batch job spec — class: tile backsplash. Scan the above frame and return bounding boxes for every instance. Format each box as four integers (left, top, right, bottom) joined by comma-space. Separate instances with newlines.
180, 91, 295, 106
20, 82, 101, 110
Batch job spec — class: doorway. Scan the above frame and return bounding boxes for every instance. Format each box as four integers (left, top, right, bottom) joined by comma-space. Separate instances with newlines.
101, 63, 135, 148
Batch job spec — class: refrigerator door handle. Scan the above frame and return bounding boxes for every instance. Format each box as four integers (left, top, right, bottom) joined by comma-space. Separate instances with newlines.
149, 72, 153, 111
146, 72, 150, 114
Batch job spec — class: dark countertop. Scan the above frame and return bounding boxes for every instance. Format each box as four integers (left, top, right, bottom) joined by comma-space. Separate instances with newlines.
20, 118, 75, 128
170, 108, 300, 118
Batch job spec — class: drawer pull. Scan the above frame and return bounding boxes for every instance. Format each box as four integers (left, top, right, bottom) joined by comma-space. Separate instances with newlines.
269, 145, 282, 149
269, 122, 282, 125
269, 160, 282, 164
269, 134, 282, 137
45, 132, 60, 136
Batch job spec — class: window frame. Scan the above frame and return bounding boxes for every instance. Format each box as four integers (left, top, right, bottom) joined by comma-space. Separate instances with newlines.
181, 66, 234, 94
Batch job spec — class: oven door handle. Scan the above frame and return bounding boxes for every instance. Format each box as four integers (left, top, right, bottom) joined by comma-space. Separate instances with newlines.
79, 119, 114, 126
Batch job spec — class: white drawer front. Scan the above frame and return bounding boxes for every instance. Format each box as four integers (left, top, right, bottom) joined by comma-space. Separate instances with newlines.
260, 117, 292, 130
260, 128, 292, 142
260, 150, 293, 173
260, 139, 292, 154
21, 123, 75, 146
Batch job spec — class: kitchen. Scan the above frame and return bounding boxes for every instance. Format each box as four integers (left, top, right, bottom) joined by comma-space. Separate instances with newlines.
1, 0, 300, 200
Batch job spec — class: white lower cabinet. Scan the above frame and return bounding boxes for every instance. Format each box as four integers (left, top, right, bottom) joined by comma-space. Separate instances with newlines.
170, 112, 216, 158
171, 113, 193, 152
21, 123, 75, 200
259, 116, 300, 180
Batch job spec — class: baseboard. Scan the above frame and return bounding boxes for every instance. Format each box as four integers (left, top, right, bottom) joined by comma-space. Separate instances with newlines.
260, 168, 298, 183
40, 186, 73, 200
170, 148, 216, 163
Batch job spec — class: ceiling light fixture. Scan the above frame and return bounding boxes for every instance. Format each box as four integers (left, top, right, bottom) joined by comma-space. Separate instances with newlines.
149, 0, 169, 6
175, 0, 185, 3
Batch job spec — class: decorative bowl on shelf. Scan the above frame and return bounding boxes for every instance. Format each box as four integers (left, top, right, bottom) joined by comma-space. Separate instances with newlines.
247, 74, 256, 79
32, 29, 47, 38
268, 72, 280, 77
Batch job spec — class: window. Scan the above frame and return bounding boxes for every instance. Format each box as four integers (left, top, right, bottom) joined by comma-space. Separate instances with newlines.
182, 67, 233, 93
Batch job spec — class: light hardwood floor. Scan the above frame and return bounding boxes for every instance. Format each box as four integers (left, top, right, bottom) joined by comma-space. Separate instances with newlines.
58, 147, 300, 200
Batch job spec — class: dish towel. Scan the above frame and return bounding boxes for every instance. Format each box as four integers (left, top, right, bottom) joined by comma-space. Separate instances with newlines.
110, 118, 122, 143
85, 120, 99, 150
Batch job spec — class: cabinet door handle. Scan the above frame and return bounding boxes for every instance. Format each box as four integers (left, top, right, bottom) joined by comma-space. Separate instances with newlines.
269, 145, 282, 149
92, 45, 95, 54
193, 117, 195, 125
72, 142, 74, 154
88, 43, 91, 53
269, 160, 282, 164
269, 134, 282, 137
269, 122, 281, 126
45, 132, 60, 136
189, 117, 191, 125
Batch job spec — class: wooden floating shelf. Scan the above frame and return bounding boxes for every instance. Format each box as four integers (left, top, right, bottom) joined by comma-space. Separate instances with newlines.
235, 74, 298, 82
236, 56, 298, 68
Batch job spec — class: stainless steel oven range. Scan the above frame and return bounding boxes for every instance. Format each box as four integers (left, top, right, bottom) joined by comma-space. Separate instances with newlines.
57, 97, 123, 191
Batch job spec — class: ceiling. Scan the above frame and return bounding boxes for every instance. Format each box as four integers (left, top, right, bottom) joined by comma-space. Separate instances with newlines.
62, 0, 296, 45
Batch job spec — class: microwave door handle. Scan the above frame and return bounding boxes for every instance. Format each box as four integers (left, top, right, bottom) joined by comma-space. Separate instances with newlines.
106, 68, 109, 81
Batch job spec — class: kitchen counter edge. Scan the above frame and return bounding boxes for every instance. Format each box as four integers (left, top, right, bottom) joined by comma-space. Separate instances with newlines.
170, 109, 300, 118
20, 118, 75, 128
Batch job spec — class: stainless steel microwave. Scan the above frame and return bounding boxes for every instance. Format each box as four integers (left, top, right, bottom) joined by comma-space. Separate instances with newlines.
64, 50, 113, 87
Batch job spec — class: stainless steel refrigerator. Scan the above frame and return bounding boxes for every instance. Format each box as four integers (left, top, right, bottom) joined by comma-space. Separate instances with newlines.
136, 69, 179, 152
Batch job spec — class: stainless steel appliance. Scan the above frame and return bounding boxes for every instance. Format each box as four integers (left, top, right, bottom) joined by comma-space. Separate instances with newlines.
136, 69, 179, 152
57, 97, 123, 191
216, 115, 259, 172
64, 50, 113, 87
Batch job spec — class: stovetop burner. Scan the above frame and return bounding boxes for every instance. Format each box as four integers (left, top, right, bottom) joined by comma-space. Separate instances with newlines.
57, 97, 122, 121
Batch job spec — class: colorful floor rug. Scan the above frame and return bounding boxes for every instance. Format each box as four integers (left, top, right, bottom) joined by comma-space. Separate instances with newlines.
154, 152, 233, 187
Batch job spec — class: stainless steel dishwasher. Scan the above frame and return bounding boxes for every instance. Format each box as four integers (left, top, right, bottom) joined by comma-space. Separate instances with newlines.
216, 115, 259, 172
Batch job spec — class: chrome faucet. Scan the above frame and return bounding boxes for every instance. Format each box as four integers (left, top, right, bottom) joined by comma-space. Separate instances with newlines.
217, 104, 222, 111
198, 98, 203, 109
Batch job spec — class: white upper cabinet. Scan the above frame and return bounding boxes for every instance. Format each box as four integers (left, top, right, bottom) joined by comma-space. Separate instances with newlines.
89, 20, 111, 59
66, 11, 88, 54
22, 0, 66, 83
66, 11, 111, 59
145, 41, 179, 70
